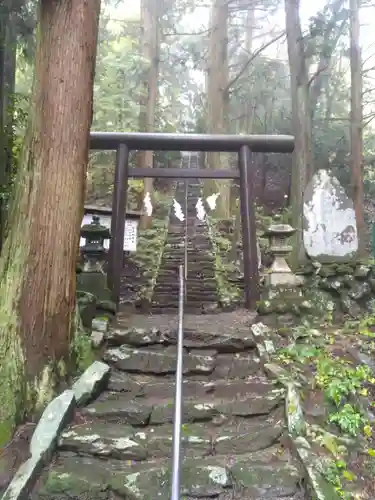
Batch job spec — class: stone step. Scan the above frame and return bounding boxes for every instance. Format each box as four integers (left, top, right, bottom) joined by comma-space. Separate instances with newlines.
102, 346, 260, 379
154, 280, 216, 285
150, 305, 220, 313
160, 252, 213, 257
164, 233, 212, 239
81, 383, 282, 425
58, 411, 284, 461
154, 279, 217, 286
151, 292, 217, 298
150, 304, 219, 312
153, 289, 218, 295
162, 248, 212, 254
165, 230, 211, 236
107, 372, 271, 399
114, 314, 257, 344
156, 270, 215, 277
165, 232, 210, 238
156, 270, 215, 276
152, 285, 217, 291
164, 229, 211, 236
184, 292, 218, 297
106, 324, 255, 351
35, 446, 302, 499
155, 267, 216, 273
159, 255, 214, 261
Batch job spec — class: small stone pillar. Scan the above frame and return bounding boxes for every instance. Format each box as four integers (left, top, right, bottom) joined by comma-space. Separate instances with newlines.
259, 223, 304, 319
263, 224, 301, 292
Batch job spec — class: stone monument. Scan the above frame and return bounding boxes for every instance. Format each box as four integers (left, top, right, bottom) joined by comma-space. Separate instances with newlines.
303, 170, 358, 262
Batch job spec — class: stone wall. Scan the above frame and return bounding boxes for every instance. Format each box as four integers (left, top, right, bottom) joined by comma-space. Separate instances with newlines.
296, 261, 375, 320
256, 260, 375, 324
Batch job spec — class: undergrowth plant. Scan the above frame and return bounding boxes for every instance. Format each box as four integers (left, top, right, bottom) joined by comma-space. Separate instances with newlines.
274, 320, 375, 498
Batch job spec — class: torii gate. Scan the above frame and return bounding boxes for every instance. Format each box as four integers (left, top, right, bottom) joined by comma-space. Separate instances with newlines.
89, 132, 294, 310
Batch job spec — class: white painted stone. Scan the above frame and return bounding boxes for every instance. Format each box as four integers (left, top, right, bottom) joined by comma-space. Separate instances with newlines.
251, 322, 271, 338
303, 170, 358, 262
91, 330, 105, 347
92, 317, 109, 333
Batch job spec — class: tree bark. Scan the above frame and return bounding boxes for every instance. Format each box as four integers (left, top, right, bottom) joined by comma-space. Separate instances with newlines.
0, 15, 7, 247
206, 0, 230, 217
284, 0, 313, 265
139, 0, 160, 229
0, 14, 17, 249
0, 0, 100, 444
349, 0, 365, 256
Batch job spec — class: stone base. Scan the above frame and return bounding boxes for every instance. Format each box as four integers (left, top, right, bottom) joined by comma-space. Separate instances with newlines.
257, 287, 311, 316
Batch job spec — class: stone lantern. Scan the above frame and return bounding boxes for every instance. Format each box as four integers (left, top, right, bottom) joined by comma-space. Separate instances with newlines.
78, 215, 114, 328
80, 215, 110, 272
263, 224, 302, 292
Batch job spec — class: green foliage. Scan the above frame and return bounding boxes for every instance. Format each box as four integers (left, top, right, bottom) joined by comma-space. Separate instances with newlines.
323, 459, 355, 500
71, 309, 96, 374
273, 320, 375, 498
277, 344, 322, 363
329, 404, 364, 436
315, 357, 371, 406
92, 19, 143, 132
71, 334, 95, 374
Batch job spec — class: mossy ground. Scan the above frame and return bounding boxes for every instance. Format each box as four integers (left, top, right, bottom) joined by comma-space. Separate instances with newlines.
207, 216, 242, 306
269, 315, 375, 499
125, 191, 173, 304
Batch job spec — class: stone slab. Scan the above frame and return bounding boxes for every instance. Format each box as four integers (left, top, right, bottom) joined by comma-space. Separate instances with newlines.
59, 421, 271, 460
82, 385, 284, 425
106, 326, 256, 351
108, 372, 273, 400
103, 345, 216, 375
2, 391, 75, 500
33, 446, 301, 499
71, 361, 111, 407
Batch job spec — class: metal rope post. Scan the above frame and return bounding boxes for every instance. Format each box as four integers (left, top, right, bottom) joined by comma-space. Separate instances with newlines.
171, 265, 185, 500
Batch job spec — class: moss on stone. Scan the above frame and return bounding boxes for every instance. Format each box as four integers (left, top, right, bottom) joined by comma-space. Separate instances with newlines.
336, 264, 355, 274
71, 334, 95, 374
295, 263, 315, 275
70, 308, 96, 374
133, 215, 171, 303
41, 470, 103, 496
0, 322, 26, 446
207, 216, 242, 307
257, 299, 274, 314
318, 266, 337, 278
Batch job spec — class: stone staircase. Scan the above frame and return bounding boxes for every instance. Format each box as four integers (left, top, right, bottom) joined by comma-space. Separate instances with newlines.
32, 311, 306, 500
151, 153, 219, 313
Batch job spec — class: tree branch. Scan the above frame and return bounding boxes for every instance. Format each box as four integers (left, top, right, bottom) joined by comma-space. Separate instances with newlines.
225, 31, 285, 92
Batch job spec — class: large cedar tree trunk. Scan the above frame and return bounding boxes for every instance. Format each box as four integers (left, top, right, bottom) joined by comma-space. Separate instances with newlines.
0, 14, 17, 249
284, 0, 313, 265
138, 0, 160, 229
206, 0, 230, 217
349, 0, 365, 256
0, 0, 101, 444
